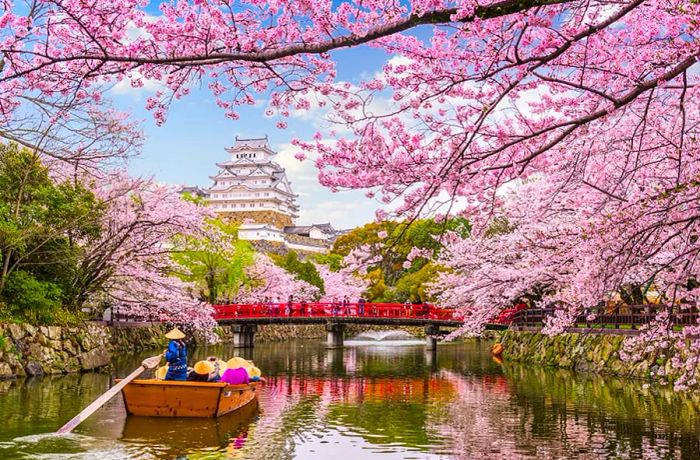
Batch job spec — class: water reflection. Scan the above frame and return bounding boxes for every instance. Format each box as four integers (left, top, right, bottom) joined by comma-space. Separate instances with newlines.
0, 339, 699, 459
121, 400, 258, 458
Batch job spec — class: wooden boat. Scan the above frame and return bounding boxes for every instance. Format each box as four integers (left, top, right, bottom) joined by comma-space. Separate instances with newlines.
118, 379, 258, 417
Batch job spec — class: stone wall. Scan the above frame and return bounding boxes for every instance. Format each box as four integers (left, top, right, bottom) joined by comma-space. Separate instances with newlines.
0, 322, 179, 380
110, 324, 170, 352
0, 323, 112, 379
500, 330, 678, 382
221, 210, 293, 228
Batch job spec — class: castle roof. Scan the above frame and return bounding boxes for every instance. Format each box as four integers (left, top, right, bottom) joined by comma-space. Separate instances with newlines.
284, 223, 336, 236
179, 186, 209, 198
225, 136, 275, 154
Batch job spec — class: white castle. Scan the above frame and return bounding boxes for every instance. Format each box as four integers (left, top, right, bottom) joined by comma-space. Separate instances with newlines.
182, 136, 338, 253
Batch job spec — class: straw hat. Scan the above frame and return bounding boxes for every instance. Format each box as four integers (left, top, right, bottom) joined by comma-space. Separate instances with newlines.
216, 359, 228, 374
249, 366, 262, 378
165, 327, 186, 340
227, 356, 250, 370
155, 365, 169, 380
193, 360, 215, 375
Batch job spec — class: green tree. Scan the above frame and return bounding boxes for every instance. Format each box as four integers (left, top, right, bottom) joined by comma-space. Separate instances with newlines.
393, 263, 442, 303
309, 252, 344, 271
0, 143, 103, 320
330, 217, 469, 302
2, 270, 63, 323
172, 219, 255, 303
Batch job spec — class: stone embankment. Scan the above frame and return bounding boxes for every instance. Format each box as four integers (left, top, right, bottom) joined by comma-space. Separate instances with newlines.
0, 323, 112, 379
500, 330, 682, 383
0, 322, 177, 380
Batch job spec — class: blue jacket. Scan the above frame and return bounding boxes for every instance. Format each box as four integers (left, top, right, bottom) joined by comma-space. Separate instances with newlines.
164, 339, 188, 381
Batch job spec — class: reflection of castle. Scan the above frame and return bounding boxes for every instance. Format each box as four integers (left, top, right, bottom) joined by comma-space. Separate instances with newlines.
181, 136, 338, 253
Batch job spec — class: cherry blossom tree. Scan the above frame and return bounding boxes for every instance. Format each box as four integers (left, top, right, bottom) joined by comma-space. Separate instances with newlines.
75, 172, 215, 328
314, 263, 369, 302
241, 254, 319, 302
430, 176, 599, 335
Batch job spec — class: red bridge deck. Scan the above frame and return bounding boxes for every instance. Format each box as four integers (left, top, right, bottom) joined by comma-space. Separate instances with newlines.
212, 302, 462, 322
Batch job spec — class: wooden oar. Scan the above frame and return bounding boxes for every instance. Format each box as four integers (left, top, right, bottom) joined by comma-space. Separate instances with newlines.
56, 354, 163, 434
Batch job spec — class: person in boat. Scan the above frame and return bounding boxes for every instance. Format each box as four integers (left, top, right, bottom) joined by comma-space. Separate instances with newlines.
247, 362, 262, 382
206, 356, 227, 382
163, 327, 188, 381
154, 364, 169, 380
187, 360, 214, 382
220, 357, 251, 385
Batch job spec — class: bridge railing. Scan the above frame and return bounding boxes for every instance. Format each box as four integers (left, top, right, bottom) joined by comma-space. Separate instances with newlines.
212, 302, 461, 321
510, 304, 700, 329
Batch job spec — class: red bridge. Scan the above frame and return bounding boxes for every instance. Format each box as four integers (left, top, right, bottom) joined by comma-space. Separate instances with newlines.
212, 302, 460, 322
212, 302, 506, 350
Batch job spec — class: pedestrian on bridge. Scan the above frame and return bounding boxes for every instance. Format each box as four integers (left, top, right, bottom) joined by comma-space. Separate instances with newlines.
286, 295, 293, 316
358, 297, 366, 316
273, 297, 281, 316
331, 296, 340, 316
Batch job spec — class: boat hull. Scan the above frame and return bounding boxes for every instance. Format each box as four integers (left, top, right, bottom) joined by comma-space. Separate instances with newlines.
119, 379, 258, 417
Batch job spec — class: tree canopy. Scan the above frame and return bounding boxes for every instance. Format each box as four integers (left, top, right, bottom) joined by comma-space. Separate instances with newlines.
333, 217, 470, 302
0, 143, 102, 322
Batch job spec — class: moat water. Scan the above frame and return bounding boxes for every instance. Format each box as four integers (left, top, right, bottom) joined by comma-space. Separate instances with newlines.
0, 339, 699, 459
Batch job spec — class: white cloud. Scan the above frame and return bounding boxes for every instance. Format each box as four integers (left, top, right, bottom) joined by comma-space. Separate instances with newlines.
274, 142, 320, 188
373, 54, 414, 83
125, 16, 156, 43
273, 141, 376, 228
297, 198, 374, 230
110, 72, 164, 97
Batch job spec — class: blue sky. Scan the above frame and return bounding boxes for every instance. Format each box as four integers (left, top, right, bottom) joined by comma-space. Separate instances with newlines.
111, 46, 393, 230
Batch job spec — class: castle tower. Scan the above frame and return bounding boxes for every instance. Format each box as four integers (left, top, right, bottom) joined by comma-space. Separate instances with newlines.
206, 136, 299, 228
179, 135, 340, 253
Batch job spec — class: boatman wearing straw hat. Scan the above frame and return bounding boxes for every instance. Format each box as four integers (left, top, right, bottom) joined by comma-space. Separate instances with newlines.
163, 327, 188, 381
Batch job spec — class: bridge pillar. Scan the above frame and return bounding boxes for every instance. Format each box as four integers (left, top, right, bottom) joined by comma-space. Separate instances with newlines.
326, 322, 345, 348
425, 324, 440, 350
231, 324, 257, 348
